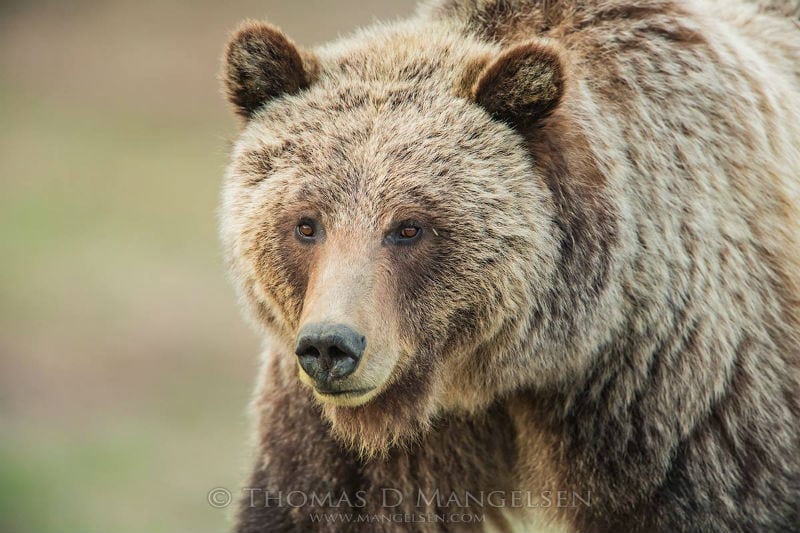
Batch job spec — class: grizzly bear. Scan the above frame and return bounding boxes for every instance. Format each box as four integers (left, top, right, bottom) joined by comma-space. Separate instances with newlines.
218, 1, 800, 532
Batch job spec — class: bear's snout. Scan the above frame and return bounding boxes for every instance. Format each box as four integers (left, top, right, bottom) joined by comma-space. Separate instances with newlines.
294, 322, 366, 388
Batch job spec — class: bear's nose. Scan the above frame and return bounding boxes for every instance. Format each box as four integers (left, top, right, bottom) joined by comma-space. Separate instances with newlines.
294, 323, 366, 384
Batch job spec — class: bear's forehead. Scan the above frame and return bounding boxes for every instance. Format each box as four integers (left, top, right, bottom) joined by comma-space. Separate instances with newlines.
246, 81, 521, 176
232, 79, 534, 226
226, 20, 544, 224
258, 82, 470, 136
237, 21, 517, 177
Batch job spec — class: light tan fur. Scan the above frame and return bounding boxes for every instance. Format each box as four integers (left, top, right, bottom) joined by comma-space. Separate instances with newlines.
220, 1, 800, 531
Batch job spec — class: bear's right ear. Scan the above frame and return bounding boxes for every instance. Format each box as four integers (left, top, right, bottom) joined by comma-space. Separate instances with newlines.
222, 21, 318, 120
469, 41, 565, 131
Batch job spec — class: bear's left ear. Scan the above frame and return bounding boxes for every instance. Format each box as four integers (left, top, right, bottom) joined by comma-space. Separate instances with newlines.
222, 21, 319, 120
469, 41, 565, 130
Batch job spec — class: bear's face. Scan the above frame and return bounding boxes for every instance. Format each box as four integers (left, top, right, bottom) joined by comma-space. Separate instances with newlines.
221, 22, 565, 454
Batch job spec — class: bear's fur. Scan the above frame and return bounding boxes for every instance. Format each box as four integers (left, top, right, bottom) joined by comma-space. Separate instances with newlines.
219, 1, 800, 532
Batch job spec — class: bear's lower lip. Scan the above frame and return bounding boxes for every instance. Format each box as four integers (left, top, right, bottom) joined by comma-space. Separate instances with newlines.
314, 386, 375, 397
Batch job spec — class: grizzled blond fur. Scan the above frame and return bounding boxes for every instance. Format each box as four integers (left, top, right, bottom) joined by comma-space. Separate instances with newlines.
220, 1, 800, 532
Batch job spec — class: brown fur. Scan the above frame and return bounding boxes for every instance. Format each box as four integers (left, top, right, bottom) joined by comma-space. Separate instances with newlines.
219, 1, 800, 531
223, 21, 318, 120
472, 41, 565, 129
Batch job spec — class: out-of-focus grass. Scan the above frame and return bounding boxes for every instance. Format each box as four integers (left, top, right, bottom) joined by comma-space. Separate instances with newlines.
0, 1, 417, 531
0, 87, 258, 532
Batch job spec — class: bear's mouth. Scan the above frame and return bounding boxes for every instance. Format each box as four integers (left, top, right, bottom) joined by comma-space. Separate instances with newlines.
312, 386, 378, 407
314, 386, 375, 397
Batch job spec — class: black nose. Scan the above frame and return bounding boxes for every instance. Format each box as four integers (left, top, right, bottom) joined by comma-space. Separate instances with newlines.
295, 323, 366, 384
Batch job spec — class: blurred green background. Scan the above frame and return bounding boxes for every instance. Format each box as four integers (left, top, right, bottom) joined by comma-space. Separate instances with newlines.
0, 1, 415, 531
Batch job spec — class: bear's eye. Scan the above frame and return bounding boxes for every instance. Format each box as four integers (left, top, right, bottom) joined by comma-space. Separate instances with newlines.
296, 219, 316, 240
387, 222, 422, 245
400, 226, 420, 239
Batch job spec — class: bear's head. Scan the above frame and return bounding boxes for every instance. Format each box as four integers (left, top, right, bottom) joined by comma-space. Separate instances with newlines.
220, 20, 588, 456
